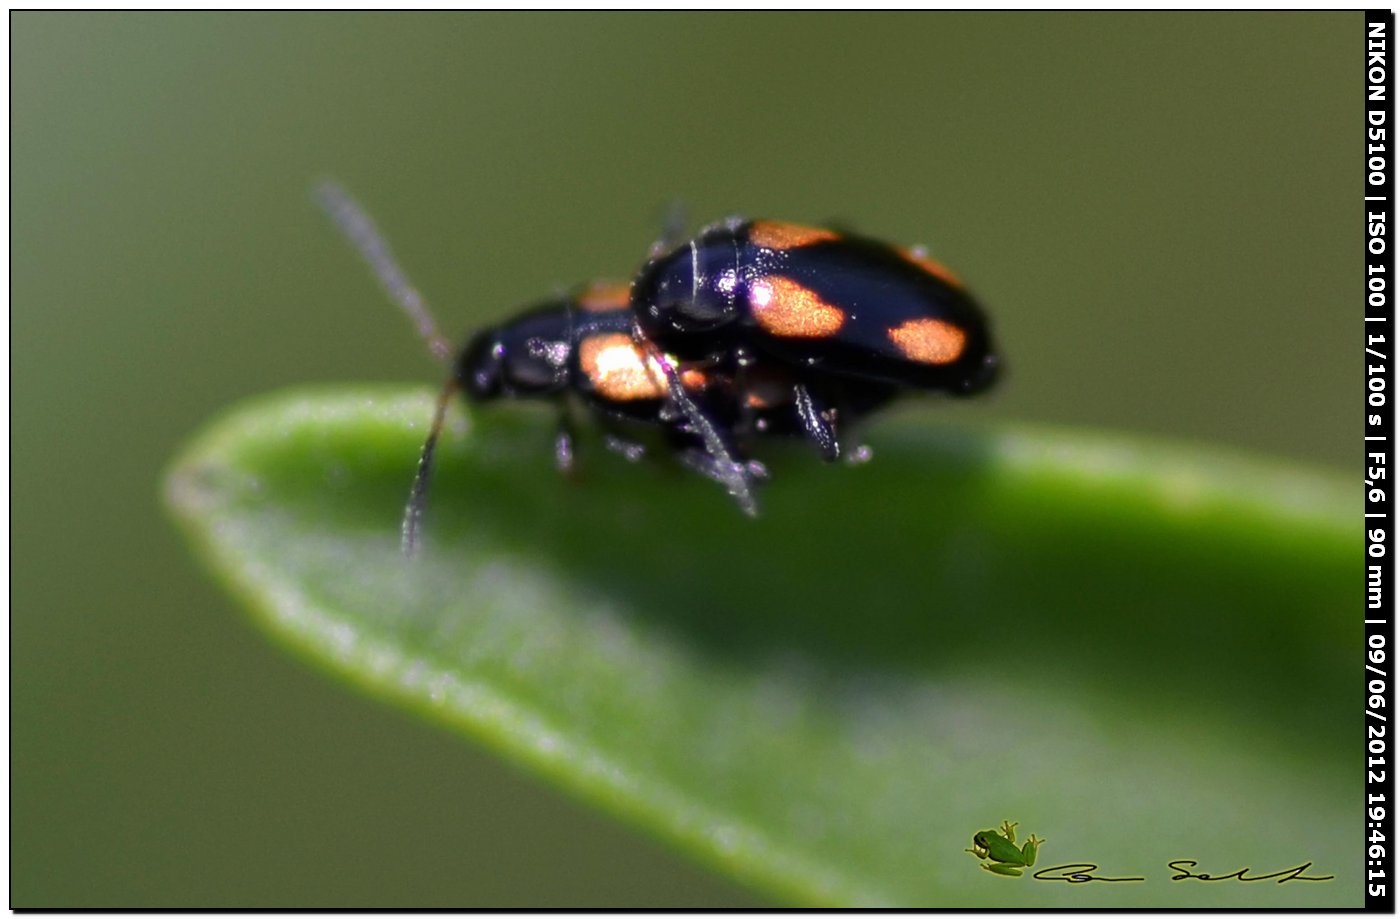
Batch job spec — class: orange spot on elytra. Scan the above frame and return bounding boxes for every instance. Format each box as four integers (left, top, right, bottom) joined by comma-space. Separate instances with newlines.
900, 247, 963, 288
888, 318, 967, 365
749, 221, 839, 251
578, 333, 669, 400
576, 280, 632, 312
750, 276, 845, 338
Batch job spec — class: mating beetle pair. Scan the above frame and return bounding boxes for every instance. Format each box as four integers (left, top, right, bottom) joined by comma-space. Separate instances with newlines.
316, 184, 1000, 550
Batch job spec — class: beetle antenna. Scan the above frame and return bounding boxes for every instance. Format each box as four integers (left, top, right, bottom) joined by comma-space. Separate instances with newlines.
314, 179, 453, 364
401, 376, 460, 555
652, 200, 690, 256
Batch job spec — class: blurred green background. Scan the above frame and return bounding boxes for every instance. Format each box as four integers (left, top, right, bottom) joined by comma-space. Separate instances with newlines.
13, 12, 1356, 907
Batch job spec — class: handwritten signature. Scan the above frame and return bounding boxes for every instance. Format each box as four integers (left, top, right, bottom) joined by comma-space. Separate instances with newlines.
1029, 861, 1334, 884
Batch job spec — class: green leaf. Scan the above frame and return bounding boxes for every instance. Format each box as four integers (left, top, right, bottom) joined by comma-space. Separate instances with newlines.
165, 387, 1358, 907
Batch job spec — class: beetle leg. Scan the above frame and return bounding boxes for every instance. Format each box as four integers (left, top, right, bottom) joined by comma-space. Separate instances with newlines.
676, 446, 768, 487
602, 433, 647, 463
661, 411, 765, 514
553, 406, 578, 475
793, 382, 841, 462
634, 321, 760, 515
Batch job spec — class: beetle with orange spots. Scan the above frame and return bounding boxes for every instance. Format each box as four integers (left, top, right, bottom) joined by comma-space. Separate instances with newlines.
318, 181, 995, 541
459, 282, 898, 509
630, 217, 1000, 460
316, 182, 896, 540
